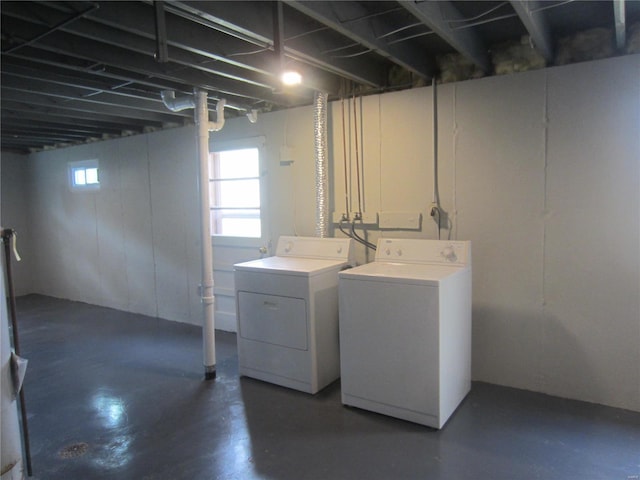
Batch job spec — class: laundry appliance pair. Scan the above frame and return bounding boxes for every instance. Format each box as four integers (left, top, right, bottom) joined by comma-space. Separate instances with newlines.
234, 236, 471, 429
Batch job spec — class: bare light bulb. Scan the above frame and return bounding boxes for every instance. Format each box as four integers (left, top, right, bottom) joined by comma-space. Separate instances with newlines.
281, 70, 302, 86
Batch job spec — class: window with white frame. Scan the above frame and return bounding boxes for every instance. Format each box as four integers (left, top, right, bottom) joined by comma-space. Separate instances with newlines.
68, 159, 100, 191
209, 147, 261, 238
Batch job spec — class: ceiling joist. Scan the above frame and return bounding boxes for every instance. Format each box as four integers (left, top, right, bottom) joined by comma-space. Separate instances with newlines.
285, 0, 434, 80
400, 1, 491, 73
509, 1, 554, 62
1, 0, 633, 154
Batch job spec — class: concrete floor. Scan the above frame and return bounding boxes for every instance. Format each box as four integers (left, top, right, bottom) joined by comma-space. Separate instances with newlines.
15, 294, 640, 480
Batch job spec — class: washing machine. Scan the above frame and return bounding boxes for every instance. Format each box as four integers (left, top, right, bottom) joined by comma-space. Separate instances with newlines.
234, 236, 354, 394
338, 238, 471, 428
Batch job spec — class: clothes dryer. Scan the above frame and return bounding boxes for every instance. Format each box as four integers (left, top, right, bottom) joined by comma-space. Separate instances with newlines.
338, 238, 471, 428
234, 236, 354, 394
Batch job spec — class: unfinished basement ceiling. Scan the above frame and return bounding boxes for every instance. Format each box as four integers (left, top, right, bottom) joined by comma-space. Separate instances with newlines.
1, 1, 638, 154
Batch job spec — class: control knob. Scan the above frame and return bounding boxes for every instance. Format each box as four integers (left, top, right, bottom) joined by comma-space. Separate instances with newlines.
441, 246, 457, 262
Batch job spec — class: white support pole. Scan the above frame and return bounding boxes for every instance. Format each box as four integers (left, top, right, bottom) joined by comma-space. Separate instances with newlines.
613, 0, 626, 51
194, 90, 216, 380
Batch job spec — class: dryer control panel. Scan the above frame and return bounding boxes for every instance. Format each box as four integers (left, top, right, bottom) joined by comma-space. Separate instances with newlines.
276, 236, 355, 265
375, 238, 470, 266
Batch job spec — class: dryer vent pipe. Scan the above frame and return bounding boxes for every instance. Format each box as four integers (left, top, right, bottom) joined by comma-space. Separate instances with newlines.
161, 90, 195, 112
313, 91, 329, 238
161, 90, 226, 131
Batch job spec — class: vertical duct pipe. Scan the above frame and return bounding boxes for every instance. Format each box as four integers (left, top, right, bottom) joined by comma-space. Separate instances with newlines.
194, 90, 216, 380
314, 91, 329, 238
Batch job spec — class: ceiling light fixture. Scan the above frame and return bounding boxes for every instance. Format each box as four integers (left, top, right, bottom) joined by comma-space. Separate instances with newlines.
281, 70, 302, 86
274, 1, 302, 87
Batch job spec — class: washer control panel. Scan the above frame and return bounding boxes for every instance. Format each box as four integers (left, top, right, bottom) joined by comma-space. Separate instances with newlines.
376, 239, 470, 266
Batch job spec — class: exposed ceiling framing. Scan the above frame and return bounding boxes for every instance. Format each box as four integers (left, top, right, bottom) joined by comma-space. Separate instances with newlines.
1, 0, 638, 154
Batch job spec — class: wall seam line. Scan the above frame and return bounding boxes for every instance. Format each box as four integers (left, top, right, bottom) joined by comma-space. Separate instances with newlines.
540, 70, 550, 393
146, 134, 159, 318
118, 143, 131, 311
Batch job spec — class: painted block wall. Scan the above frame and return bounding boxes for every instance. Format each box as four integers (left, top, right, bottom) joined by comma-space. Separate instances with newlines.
438, 70, 548, 395
1, 54, 638, 411
13, 128, 203, 325
210, 55, 640, 411
0, 152, 33, 296
447, 61, 639, 411
542, 59, 640, 409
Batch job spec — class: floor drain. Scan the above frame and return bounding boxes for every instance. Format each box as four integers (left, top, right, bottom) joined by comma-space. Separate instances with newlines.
58, 442, 89, 459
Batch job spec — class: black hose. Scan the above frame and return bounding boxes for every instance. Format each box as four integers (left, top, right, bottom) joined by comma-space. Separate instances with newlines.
349, 220, 376, 251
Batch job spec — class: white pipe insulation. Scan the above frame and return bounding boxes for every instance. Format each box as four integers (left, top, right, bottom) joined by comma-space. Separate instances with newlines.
313, 91, 329, 238
160, 89, 226, 380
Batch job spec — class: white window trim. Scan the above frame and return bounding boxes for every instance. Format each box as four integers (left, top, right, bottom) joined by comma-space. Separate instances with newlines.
209, 136, 265, 154
209, 136, 266, 248
68, 159, 100, 192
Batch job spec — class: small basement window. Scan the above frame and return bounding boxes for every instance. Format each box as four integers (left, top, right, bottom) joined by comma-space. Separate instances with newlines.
69, 159, 100, 191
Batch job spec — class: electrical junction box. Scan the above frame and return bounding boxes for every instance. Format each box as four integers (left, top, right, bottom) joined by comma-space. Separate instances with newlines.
378, 211, 422, 230
279, 146, 294, 166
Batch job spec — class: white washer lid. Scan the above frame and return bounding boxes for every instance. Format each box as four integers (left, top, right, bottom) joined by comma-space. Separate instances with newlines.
234, 256, 348, 277
339, 261, 466, 286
